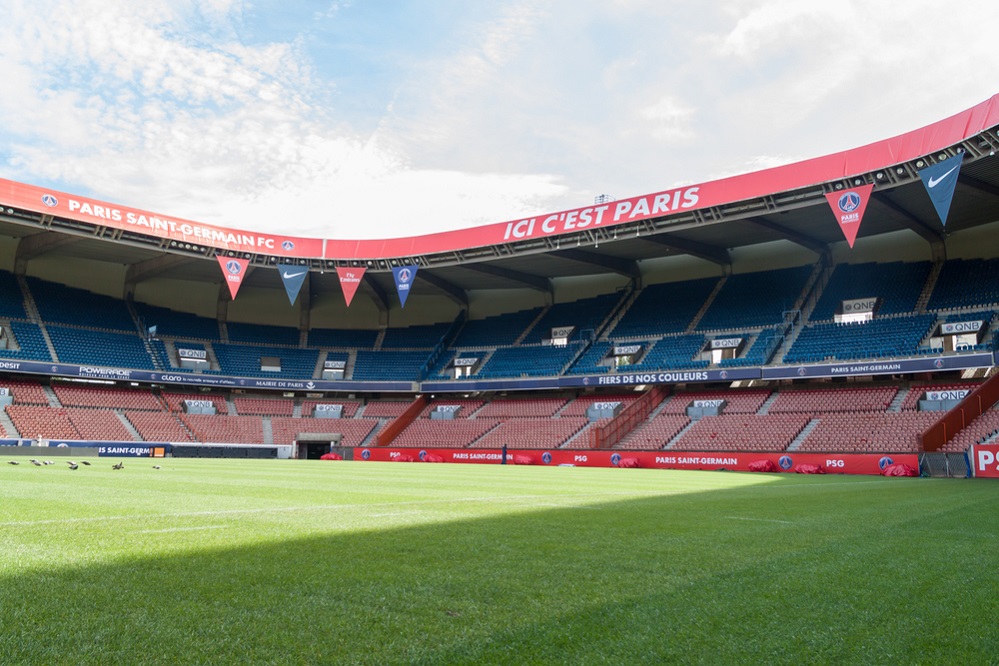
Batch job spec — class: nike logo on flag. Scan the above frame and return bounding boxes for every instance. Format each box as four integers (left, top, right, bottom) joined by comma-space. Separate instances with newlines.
282, 271, 306, 279
927, 164, 959, 188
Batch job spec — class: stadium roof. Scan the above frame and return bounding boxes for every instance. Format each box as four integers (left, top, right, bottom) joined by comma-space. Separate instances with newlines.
2, 94, 999, 307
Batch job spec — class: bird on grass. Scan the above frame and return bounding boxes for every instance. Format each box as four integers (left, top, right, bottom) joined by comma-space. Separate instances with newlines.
152, 465, 161, 469
68, 462, 79, 470
30, 459, 42, 466
7, 461, 19, 465
112, 462, 124, 470
80, 460, 91, 466
43, 460, 54, 465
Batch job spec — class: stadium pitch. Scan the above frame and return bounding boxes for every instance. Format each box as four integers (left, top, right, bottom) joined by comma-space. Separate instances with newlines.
1, 458, 995, 664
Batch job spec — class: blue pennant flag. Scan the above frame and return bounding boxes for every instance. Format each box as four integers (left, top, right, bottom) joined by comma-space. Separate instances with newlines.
918, 154, 963, 226
278, 262, 309, 306
392, 264, 419, 308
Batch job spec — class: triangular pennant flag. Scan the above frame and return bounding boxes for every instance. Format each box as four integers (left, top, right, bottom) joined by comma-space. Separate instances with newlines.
918, 154, 963, 226
336, 266, 366, 307
217, 255, 249, 300
278, 262, 308, 306
391, 264, 418, 308
825, 184, 874, 248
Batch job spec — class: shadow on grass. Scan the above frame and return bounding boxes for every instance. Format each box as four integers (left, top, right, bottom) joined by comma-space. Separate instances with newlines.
0, 473, 995, 665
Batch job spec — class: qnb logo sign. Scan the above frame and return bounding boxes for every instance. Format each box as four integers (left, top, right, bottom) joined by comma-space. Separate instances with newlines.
41, 194, 58, 207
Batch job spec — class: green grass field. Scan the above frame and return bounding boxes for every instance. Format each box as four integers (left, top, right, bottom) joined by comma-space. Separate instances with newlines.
1, 457, 996, 665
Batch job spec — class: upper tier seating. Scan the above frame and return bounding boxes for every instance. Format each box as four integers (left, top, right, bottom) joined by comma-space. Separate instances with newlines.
783, 314, 936, 364
926, 258, 999, 311
611, 277, 718, 338
212, 343, 318, 379
717, 327, 784, 367
0, 321, 53, 362
451, 308, 542, 348
47, 326, 156, 370
380, 323, 451, 349
566, 341, 614, 375
352, 350, 431, 381
698, 266, 811, 331
617, 334, 708, 372
27, 277, 137, 331
307, 328, 379, 348
520, 293, 620, 345
475, 343, 583, 379
132, 303, 221, 340
0, 270, 27, 319
227, 322, 301, 346
809, 261, 931, 321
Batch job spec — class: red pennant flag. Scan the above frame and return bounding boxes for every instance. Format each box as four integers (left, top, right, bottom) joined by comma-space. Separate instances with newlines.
824, 184, 874, 248
336, 266, 366, 306
217, 255, 249, 300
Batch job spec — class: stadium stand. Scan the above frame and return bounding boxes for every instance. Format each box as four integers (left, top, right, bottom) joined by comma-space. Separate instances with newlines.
352, 350, 430, 381
471, 416, 590, 449
767, 386, 898, 414
27, 277, 138, 331
520, 293, 621, 344
450, 308, 542, 348
232, 397, 295, 416
0, 321, 52, 362
212, 343, 319, 379
476, 397, 570, 418
47, 326, 157, 370
783, 314, 936, 364
697, 266, 811, 331
926, 258, 999, 311
270, 417, 380, 447
181, 414, 264, 444
132, 303, 221, 340
675, 413, 810, 451
227, 322, 301, 346
809, 261, 932, 321
610, 277, 717, 338
617, 334, 708, 371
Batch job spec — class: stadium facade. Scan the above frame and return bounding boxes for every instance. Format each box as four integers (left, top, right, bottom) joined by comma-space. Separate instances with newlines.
2, 95, 999, 477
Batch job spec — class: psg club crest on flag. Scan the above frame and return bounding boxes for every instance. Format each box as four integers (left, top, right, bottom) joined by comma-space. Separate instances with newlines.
824, 183, 873, 248
917, 153, 963, 227
216, 255, 249, 300
278, 262, 308, 306
392, 264, 419, 308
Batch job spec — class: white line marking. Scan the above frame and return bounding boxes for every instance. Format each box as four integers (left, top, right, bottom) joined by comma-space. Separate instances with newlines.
724, 516, 793, 525
135, 525, 229, 534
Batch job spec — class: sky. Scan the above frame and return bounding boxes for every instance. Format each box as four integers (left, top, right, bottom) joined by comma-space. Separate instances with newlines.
2, 0, 998, 241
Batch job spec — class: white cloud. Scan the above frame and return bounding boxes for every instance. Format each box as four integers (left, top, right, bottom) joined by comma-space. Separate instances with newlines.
2, 0, 999, 244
